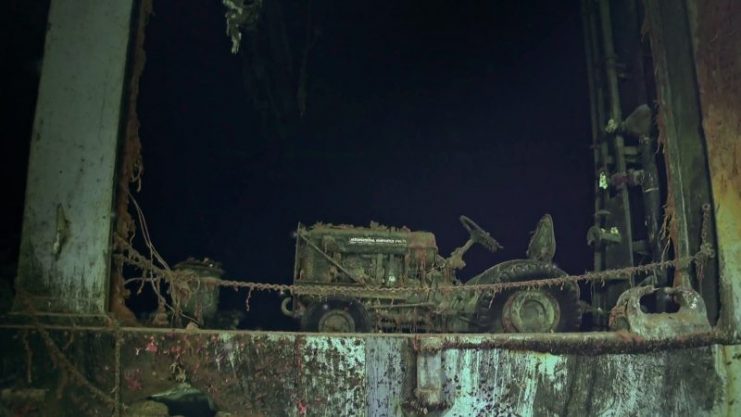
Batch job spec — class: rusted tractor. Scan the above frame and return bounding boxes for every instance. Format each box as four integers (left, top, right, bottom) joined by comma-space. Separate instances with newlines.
281, 215, 581, 333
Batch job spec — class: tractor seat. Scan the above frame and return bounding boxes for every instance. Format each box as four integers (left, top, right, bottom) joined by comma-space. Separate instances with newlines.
526, 214, 557, 262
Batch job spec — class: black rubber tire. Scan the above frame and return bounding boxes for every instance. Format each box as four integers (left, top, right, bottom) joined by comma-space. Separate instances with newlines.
467, 260, 581, 332
300, 298, 372, 333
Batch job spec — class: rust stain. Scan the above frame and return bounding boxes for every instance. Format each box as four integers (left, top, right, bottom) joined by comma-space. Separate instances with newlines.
692, 0, 741, 327
110, 0, 153, 325
694, 0, 741, 215
644, 12, 684, 286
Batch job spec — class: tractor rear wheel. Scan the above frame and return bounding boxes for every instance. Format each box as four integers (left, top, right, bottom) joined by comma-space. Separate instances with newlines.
468, 260, 581, 333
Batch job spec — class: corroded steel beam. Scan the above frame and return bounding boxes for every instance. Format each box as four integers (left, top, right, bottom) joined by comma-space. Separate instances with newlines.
686, 0, 741, 331
645, 0, 717, 296
643, 0, 719, 304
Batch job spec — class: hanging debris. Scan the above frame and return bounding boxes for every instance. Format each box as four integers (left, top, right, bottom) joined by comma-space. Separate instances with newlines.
172, 258, 224, 327
223, 0, 263, 54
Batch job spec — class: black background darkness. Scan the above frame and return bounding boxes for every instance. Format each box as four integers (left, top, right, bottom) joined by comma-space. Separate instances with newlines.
5, 1, 592, 330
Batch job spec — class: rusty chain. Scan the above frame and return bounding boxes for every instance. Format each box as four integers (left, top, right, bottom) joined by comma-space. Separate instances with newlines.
114, 204, 715, 299
113, 323, 122, 417
16, 292, 118, 409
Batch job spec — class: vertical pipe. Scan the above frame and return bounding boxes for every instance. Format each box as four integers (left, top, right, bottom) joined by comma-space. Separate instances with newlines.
597, 0, 635, 267
583, 0, 612, 326
581, 0, 600, 144
582, 0, 608, 275
639, 136, 665, 276
598, 0, 623, 121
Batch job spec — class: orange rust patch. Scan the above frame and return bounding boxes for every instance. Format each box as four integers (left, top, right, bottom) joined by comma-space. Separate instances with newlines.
111, 0, 154, 325
694, 1, 741, 238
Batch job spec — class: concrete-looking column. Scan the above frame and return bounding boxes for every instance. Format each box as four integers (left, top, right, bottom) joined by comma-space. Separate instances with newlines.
15, 0, 135, 315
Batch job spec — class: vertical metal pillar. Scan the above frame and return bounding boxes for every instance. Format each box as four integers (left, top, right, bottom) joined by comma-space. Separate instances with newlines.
583, 0, 640, 325
581, 0, 605, 275
596, 0, 636, 314
683, 0, 741, 331
643, 0, 720, 321
14, 0, 136, 316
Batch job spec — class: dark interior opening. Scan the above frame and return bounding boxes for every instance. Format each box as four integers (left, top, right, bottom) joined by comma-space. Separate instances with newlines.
132, 0, 593, 331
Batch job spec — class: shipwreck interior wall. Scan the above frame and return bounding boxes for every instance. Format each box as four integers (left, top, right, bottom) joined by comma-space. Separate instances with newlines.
0, 329, 733, 417
1, 0, 740, 416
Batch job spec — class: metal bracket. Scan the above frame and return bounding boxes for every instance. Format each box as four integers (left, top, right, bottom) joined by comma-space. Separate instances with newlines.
587, 225, 622, 247
413, 337, 448, 412
608, 286, 711, 337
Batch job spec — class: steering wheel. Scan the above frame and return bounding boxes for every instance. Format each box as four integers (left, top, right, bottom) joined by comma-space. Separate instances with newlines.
459, 215, 503, 253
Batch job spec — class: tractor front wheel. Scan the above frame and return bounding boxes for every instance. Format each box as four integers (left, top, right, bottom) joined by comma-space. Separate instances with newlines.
301, 298, 371, 333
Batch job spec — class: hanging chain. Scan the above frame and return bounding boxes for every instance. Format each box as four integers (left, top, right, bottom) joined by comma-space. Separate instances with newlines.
114, 220, 710, 300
